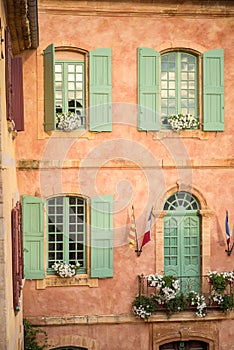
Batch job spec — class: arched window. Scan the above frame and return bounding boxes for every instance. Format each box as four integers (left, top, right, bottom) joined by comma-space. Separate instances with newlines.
163, 191, 200, 211
163, 192, 201, 292
161, 51, 198, 128
138, 47, 224, 132
43, 45, 112, 132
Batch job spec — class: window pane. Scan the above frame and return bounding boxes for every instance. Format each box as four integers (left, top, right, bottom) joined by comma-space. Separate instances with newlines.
68, 74, 75, 81
55, 65, 62, 72
76, 65, 83, 72
68, 82, 75, 90
55, 73, 62, 81
68, 64, 75, 72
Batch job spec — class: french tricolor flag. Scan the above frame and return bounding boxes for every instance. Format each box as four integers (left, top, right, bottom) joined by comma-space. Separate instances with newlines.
141, 208, 152, 249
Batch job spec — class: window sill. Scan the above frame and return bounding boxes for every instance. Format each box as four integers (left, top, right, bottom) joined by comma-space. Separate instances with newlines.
40, 129, 95, 140
153, 129, 209, 140
36, 274, 99, 289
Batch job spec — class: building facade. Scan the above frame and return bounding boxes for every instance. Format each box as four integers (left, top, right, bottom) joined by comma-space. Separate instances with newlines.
14, 0, 234, 349
0, 0, 38, 349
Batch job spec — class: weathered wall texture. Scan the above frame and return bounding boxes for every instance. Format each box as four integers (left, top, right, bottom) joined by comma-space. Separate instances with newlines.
0, 1, 23, 349
17, 1, 234, 349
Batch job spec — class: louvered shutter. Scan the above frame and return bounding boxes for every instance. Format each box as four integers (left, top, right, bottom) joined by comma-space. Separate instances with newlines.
11, 57, 24, 131
90, 194, 113, 278
22, 196, 45, 279
203, 49, 224, 131
12, 205, 20, 310
44, 44, 55, 131
138, 48, 160, 131
5, 27, 12, 120
89, 48, 112, 131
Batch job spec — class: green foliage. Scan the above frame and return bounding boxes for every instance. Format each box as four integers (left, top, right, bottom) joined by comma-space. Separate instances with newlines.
210, 274, 227, 293
219, 294, 234, 311
164, 293, 188, 314
132, 295, 156, 319
23, 319, 47, 350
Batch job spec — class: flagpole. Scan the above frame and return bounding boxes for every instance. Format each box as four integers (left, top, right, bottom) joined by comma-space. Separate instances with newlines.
133, 206, 142, 257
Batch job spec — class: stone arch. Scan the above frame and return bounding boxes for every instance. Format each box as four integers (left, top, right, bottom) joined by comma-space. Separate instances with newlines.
155, 185, 214, 281
153, 322, 218, 350
47, 335, 97, 350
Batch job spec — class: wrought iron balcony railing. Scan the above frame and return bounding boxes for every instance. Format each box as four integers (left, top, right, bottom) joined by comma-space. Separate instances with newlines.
136, 273, 234, 314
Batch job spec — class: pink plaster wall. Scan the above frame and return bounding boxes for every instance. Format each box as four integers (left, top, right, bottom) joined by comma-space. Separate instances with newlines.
17, 1, 234, 349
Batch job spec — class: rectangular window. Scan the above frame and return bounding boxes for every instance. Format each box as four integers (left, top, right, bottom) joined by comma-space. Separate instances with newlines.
55, 61, 85, 129
47, 196, 86, 274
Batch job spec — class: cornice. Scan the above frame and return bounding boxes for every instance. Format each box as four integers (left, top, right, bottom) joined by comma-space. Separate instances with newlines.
39, 0, 234, 18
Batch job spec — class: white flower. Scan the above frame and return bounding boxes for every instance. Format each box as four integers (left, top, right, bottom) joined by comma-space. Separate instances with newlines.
167, 114, 199, 131
56, 112, 81, 131
52, 261, 81, 278
189, 291, 207, 318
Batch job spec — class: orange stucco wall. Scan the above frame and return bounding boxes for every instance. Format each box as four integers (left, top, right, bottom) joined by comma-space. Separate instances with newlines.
16, 1, 234, 349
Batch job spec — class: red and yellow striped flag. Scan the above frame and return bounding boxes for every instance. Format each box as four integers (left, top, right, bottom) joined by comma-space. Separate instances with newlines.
128, 206, 136, 248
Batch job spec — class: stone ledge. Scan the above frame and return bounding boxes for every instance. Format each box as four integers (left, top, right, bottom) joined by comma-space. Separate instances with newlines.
27, 309, 234, 327
17, 158, 234, 170
36, 275, 98, 289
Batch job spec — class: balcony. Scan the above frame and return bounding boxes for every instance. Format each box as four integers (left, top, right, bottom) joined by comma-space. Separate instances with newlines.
133, 273, 234, 320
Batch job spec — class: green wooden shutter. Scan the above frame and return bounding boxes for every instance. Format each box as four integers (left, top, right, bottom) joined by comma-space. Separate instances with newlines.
138, 48, 160, 131
44, 44, 55, 131
90, 194, 113, 278
203, 49, 224, 131
22, 196, 44, 279
89, 48, 112, 131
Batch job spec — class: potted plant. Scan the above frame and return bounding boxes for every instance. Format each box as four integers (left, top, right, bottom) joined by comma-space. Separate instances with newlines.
167, 113, 199, 131
132, 295, 155, 319
208, 271, 234, 310
52, 261, 81, 278
56, 112, 81, 131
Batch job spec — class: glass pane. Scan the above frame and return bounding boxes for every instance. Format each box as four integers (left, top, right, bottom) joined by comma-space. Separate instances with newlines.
56, 91, 62, 99
55, 73, 62, 81
76, 65, 83, 72
68, 91, 75, 99
76, 91, 83, 100
169, 81, 175, 89
189, 73, 195, 80
55, 65, 62, 72
161, 72, 167, 80
68, 82, 75, 90
68, 74, 75, 82
169, 72, 175, 80
68, 65, 75, 72
76, 83, 83, 91
169, 99, 175, 107
161, 90, 167, 98
76, 73, 83, 81
169, 90, 175, 98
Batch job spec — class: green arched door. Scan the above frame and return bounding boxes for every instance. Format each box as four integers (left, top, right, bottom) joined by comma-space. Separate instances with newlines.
163, 192, 201, 292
